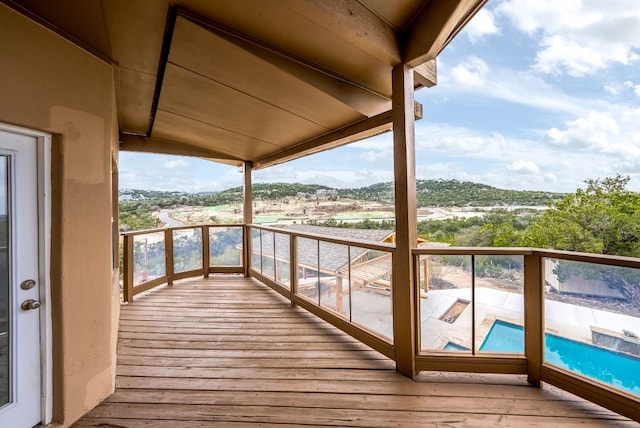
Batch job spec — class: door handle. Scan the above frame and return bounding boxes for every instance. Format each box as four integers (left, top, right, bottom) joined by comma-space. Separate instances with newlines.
21, 299, 41, 310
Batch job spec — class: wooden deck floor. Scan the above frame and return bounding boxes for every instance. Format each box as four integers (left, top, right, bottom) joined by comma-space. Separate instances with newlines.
74, 276, 637, 427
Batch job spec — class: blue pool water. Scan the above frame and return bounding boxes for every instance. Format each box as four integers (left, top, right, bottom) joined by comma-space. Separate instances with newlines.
480, 320, 640, 395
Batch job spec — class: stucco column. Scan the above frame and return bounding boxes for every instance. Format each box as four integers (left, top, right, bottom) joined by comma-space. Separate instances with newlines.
391, 63, 418, 377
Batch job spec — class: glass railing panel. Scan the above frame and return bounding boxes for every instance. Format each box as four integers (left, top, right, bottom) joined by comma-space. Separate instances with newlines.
474, 255, 525, 354
543, 258, 640, 397
172, 228, 202, 273
418, 255, 472, 352
261, 230, 275, 280
350, 246, 393, 340
133, 232, 166, 285
209, 226, 243, 267
318, 241, 350, 318
296, 237, 319, 303
251, 228, 261, 272
274, 232, 291, 288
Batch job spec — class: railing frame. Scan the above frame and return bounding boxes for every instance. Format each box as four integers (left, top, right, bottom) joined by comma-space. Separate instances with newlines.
248, 224, 396, 359
121, 224, 245, 302
413, 247, 640, 421
120, 224, 640, 422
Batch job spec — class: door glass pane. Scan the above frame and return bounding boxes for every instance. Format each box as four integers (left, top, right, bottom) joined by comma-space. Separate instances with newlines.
0, 156, 10, 407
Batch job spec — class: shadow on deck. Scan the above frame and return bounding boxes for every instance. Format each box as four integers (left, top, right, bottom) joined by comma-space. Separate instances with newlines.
74, 276, 636, 427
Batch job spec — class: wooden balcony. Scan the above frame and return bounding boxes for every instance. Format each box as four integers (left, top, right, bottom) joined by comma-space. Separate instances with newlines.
73, 275, 635, 427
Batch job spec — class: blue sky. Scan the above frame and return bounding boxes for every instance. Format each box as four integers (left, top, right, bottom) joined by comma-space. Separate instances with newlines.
120, 0, 640, 193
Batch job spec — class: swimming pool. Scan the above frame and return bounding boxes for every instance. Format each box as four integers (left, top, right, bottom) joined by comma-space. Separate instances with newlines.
480, 320, 640, 395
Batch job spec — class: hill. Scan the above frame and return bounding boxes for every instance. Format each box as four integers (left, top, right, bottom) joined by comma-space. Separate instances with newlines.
338, 179, 564, 206
120, 180, 564, 209
119, 180, 564, 231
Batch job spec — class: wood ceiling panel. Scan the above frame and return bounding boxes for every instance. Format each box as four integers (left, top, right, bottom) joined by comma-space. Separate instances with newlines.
151, 110, 282, 161
117, 68, 156, 134
176, 0, 394, 96
169, 17, 367, 128
157, 63, 329, 147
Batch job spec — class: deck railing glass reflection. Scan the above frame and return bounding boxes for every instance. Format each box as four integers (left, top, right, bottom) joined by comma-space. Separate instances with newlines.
248, 225, 395, 347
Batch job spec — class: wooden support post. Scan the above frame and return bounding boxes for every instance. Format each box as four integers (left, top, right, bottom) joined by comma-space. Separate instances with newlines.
391, 63, 418, 378
165, 229, 174, 286
524, 254, 544, 386
243, 161, 252, 277
202, 225, 210, 278
123, 234, 134, 303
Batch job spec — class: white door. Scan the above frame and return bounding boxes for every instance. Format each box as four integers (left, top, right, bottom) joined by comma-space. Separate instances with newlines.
0, 129, 41, 427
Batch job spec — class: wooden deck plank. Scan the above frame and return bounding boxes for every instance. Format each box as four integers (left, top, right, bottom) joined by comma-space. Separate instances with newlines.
75, 403, 637, 427
116, 356, 395, 370
101, 389, 622, 418
74, 276, 636, 427
118, 339, 375, 352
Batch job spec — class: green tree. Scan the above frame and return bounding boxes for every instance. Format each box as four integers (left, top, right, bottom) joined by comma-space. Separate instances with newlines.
520, 175, 640, 255
521, 175, 640, 307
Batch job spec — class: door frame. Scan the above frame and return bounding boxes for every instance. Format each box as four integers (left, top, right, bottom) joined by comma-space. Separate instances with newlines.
0, 123, 52, 425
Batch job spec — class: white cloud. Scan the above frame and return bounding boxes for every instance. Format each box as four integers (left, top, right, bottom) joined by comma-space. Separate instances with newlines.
465, 9, 500, 43
533, 34, 606, 76
253, 157, 393, 188
635, 85, 640, 97
496, 0, 640, 76
163, 159, 190, 169
119, 153, 241, 192
541, 107, 640, 173
415, 123, 506, 157
350, 148, 393, 162
450, 56, 490, 88
434, 57, 585, 115
412, 120, 640, 192
507, 160, 540, 173
543, 111, 619, 149
604, 80, 634, 95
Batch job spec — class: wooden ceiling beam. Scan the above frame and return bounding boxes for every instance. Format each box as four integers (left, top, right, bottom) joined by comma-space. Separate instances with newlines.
253, 102, 422, 170
402, 0, 486, 67
253, 111, 392, 170
119, 133, 243, 166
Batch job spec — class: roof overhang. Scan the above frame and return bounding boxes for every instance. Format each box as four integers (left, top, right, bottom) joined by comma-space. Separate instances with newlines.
3, 0, 486, 169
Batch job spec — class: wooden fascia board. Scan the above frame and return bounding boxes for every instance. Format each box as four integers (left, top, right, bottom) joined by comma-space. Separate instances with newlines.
413, 59, 437, 88
178, 9, 391, 117
119, 134, 243, 166
253, 102, 422, 170
402, 0, 487, 67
